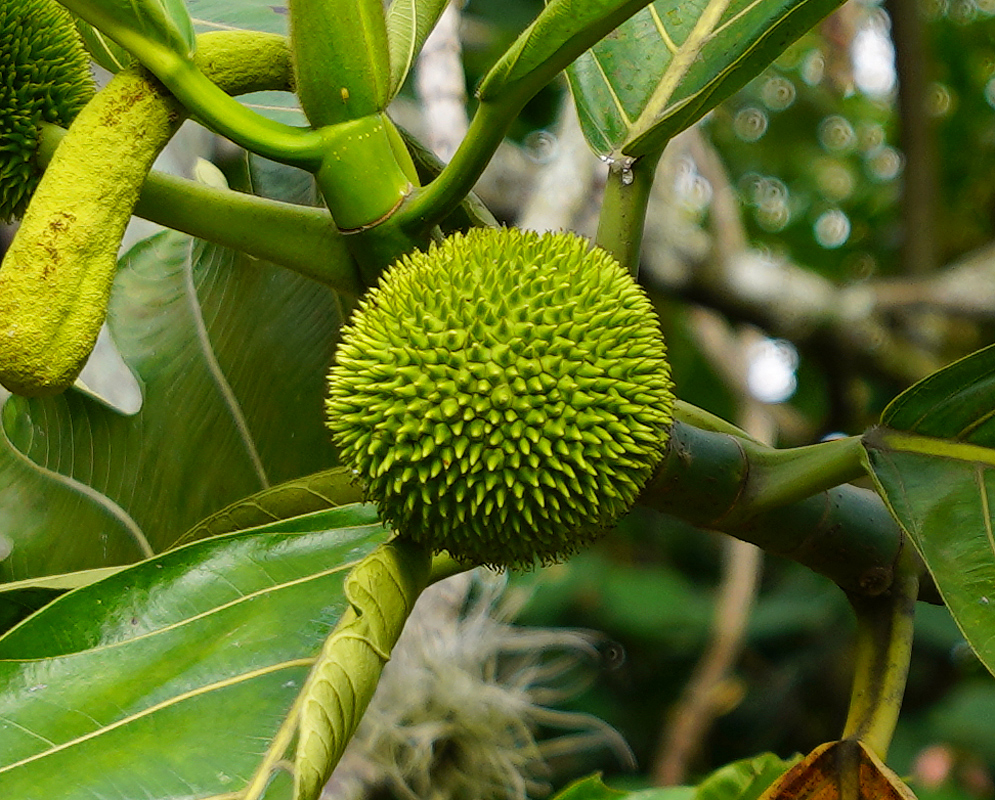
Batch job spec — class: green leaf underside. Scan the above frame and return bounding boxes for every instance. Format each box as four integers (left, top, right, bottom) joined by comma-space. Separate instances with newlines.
73, 19, 133, 72
862, 346, 995, 678
385, 0, 450, 98
0, 505, 385, 796
566, 0, 845, 158
0, 229, 341, 581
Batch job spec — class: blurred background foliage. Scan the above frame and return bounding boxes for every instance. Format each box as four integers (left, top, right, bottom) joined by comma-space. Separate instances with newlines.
428, 0, 995, 796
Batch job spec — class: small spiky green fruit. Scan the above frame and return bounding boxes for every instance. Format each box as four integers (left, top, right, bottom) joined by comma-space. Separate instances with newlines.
1, 0, 95, 222
326, 228, 675, 568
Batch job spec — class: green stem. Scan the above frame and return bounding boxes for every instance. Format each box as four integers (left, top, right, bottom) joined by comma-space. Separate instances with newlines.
595, 147, 664, 276
397, 97, 520, 234
288, 0, 391, 127
429, 552, 469, 584
36, 124, 362, 296
157, 59, 328, 168
294, 539, 431, 800
49, 12, 326, 168
842, 546, 922, 758
673, 399, 759, 441
743, 434, 867, 514
397, 0, 660, 235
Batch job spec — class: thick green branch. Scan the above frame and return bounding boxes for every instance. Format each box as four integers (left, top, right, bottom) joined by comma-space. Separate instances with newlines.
640, 419, 938, 601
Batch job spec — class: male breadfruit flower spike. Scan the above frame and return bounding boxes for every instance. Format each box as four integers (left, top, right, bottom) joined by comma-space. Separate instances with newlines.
326, 228, 676, 569
0, 0, 94, 222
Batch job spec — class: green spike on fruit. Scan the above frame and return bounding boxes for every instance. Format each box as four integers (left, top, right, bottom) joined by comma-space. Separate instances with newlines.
1, 0, 95, 222
326, 228, 676, 569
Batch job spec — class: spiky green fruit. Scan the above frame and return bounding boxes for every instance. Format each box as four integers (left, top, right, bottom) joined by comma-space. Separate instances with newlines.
1, 0, 94, 222
326, 228, 675, 568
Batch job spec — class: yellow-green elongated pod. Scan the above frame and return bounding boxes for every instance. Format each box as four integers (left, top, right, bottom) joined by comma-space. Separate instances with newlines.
294, 539, 431, 800
0, 0, 94, 222
0, 30, 296, 397
0, 65, 183, 396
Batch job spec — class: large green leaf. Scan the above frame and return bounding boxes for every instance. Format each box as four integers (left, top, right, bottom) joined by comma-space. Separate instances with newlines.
566, 0, 846, 158
175, 466, 364, 545
0, 229, 342, 581
862, 344, 995, 676
0, 503, 387, 797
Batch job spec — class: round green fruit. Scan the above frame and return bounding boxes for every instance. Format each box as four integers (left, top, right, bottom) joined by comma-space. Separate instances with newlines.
1, 0, 95, 222
326, 228, 675, 568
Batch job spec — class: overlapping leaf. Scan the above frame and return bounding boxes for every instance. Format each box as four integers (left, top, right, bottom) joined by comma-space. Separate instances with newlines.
0, 504, 387, 797
862, 344, 995, 676
0, 228, 343, 581
566, 0, 846, 158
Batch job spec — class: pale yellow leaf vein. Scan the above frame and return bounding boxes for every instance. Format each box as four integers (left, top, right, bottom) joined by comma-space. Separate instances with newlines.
590, 51, 632, 127
648, 6, 679, 54
712, 0, 768, 38
189, 17, 253, 33
184, 239, 269, 489
977, 466, 995, 560
0, 659, 314, 776
0, 715, 56, 747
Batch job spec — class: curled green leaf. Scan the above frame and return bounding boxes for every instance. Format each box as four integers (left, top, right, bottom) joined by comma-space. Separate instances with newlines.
294, 538, 432, 800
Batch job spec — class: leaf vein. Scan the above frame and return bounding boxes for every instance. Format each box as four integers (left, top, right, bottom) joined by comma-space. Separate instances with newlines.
183, 239, 269, 489
648, 6, 679, 54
